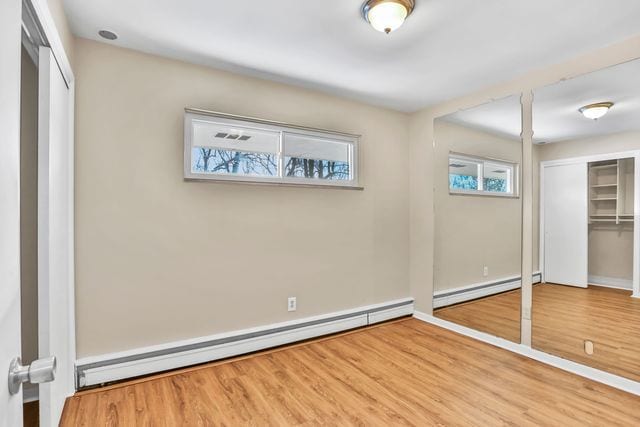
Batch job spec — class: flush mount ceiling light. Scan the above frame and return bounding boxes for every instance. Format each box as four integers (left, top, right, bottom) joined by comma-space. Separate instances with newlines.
362, 0, 415, 34
579, 102, 614, 120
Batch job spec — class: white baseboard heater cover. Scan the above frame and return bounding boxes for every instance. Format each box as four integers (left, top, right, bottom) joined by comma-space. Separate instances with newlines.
433, 272, 542, 309
76, 298, 414, 389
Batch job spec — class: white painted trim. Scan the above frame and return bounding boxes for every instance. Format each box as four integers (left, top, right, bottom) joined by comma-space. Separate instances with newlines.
77, 298, 413, 388
413, 312, 640, 396
25, 0, 77, 407
23, 386, 39, 403
27, 0, 74, 85
588, 275, 633, 290
539, 150, 640, 294
433, 272, 541, 309
634, 154, 640, 298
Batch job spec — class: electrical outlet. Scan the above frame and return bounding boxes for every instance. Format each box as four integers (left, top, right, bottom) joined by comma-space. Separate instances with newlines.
522, 307, 531, 320
483, 266, 489, 277
288, 297, 297, 312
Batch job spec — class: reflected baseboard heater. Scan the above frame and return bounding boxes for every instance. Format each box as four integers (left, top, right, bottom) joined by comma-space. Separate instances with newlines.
75, 298, 414, 389
433, 272, 542, 309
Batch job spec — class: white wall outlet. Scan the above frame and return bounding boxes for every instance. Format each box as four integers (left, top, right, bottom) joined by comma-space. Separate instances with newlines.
523, 307, 532, 320
483, 266, 489, 277
287, 297, 297, 312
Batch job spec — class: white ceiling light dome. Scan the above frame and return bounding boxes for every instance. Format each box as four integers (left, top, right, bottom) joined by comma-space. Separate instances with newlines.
579, 102, 614, 120
362, 0, 415, 34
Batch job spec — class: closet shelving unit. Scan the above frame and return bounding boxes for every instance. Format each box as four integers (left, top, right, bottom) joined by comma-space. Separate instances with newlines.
589, 159, 634, 225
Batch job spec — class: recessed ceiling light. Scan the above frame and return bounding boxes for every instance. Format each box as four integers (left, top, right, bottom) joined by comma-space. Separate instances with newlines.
579, 102, 614, 120
362, 0, 415, 34
98, 30, 118, 41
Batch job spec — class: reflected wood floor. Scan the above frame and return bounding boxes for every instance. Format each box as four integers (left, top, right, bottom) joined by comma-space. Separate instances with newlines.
436, 283, 640, 381
61, 318, 640, 426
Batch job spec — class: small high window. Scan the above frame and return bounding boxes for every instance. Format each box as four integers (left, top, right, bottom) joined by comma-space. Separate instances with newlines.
448, 153, 518, 197
185, 110, 360, 188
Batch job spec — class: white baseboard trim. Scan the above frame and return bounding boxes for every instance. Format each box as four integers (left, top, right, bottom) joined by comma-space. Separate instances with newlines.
413, 311, 640, 396
23, 386, 38, 403
76, 298, 414, 389
433, 272, 542, 309
588, 275, 633, 290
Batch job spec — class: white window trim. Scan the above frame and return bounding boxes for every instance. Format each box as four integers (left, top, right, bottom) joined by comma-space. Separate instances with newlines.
448, 151, 520, 198
184, 109, 362, 189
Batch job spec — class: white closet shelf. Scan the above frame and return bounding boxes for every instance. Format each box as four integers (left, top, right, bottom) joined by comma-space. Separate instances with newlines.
590, 164, 618, 170
590, 184, 617, 188
590, 197, 617, 201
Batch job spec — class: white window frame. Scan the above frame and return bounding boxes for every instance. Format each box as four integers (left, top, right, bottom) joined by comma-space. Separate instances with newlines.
184, 109, 361, 189
448, 152, 520, 198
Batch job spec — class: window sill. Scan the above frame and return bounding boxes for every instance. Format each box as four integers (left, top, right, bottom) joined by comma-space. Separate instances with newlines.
449, 190, 519, 199
185, 176, 364, 190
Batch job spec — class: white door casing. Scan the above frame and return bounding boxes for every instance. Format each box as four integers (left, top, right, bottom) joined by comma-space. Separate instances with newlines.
543, 162, 588, 287
0, 0, 25, 425
38, 45, 76, 426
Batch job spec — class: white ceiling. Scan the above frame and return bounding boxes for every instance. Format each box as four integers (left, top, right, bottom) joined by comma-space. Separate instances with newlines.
440, 58, 640, 144
63, 0, 640, 112
443, 95, 522, 142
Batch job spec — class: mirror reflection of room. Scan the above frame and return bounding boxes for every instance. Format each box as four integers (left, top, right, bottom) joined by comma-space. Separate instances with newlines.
533, 58, 640, 381
433, 95, 523, 343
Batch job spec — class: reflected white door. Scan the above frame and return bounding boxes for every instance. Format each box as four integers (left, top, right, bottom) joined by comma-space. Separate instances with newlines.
0, 0, 24, 425
38, 46, 75, 426
543, 163, 588, 287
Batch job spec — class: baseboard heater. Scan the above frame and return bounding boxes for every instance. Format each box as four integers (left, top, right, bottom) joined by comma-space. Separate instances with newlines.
433, 272, 542, 309
75, 298, 414, 389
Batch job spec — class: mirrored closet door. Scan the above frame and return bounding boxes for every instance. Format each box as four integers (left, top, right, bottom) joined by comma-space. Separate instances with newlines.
533, 58, 640, 381
433, 95, 523, 343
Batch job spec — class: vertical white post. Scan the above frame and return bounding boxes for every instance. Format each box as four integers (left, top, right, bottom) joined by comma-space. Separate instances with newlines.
633, 155, 640, 298
520, 91, 534, 346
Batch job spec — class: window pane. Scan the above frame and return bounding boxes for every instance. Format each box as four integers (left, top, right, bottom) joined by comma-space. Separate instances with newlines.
283, 133, 351, 180
483, 162, 511, 193
449, 158, 480, 191
191, 148, 278, 176
190, 119, 280, 176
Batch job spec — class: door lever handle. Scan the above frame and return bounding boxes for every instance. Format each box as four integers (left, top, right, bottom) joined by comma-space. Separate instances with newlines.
8, 356, 56, 395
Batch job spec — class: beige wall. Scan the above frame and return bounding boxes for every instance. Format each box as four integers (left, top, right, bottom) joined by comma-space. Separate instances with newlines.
409, 35, 640, 314
536, 132, 640, 281
20, 47, 38, 365
433, 121, 521, 292
74, 38, 410, 357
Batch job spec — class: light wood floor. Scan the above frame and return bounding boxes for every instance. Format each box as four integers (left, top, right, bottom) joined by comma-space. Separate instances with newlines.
436, 283, 640, 382
61, 318, 640, 426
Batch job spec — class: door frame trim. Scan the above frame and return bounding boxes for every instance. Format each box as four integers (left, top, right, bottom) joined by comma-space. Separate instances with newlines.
23, 0, 74, 86
539, 149, 640, 298
22, 0, 76, 403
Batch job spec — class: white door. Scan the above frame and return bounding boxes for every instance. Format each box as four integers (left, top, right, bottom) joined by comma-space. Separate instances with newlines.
1, 0, 25, 424
38, 46, 76, 426
543, 163, 588, 287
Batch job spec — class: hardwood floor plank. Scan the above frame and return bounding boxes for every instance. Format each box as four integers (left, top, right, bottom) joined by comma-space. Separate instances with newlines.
60, 319, 640, 426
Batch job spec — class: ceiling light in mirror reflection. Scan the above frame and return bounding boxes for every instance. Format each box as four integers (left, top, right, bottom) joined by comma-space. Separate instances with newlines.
533, 58, 640, 143
579, 102, 614, 120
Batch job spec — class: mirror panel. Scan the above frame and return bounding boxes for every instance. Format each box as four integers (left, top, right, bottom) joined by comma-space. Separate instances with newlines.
433, 95, 523, 343
533, 58, 640, 381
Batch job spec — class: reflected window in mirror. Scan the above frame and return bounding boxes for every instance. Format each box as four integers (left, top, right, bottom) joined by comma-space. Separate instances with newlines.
433, 94, 523, 345
449, 153, 518, 197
